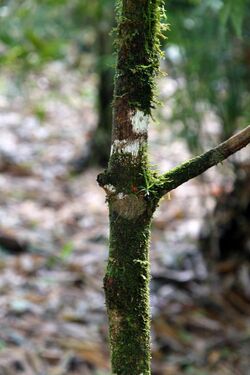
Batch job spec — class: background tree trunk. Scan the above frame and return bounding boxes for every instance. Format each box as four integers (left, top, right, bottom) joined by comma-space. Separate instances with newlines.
87, 26, 114, 168
71, 9, 114, 172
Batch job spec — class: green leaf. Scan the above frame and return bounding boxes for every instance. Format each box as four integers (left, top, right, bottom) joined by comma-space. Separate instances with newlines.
220, 0, 245, 37
59, 242, 74, 260
219, 2, 230, 28
230, 1, 244, 37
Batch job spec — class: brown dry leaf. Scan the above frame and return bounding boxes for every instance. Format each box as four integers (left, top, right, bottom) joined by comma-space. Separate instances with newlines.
40, 348, 63, 366
153, 363, 180, 375
13, 254, 45, 275
184, 315, 222, 333
24, 292, 48, 304
153, 317, 183, 344
56, 338, 109, 369
216, 260, 238, 273
223, 290, 250, 315
208, 350, 221, 365
0, 348, 45, 375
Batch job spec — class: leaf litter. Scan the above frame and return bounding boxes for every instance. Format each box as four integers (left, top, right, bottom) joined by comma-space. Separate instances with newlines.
0, 63, 249, 374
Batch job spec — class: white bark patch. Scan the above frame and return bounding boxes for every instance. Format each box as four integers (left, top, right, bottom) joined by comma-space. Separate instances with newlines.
123, 141, 140, 156
113, 194, 146, 219
131, 110, 149, 135
104, 184, 116, 194
117, 192, 126, 200
111, 139, 141, 157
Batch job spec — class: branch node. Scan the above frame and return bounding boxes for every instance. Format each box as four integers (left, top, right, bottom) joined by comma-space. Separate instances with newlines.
97, 171, 110, 188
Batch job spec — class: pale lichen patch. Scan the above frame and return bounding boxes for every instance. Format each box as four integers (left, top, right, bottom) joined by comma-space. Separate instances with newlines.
117, 192, 126, 200
111, 139, 142, 157
123, 141, 140, 156
110, 309, 123, 351
112, 194, 146, 219
131, 110, 149, 135
104, 184, 116, 194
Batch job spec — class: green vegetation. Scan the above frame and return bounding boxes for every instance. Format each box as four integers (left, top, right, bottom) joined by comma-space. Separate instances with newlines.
1, 1, 249, 373
166, 0, 250, 150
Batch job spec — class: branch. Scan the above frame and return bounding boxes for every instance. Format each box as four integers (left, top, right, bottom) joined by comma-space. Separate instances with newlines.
156, 125, 250, 197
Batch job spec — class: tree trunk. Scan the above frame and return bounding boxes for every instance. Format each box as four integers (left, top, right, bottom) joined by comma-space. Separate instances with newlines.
97, 1, 164, 373
71, 10, 114, 172
97, 1, 250, 373
88, 25, 114, 167
105, 211, 152, 373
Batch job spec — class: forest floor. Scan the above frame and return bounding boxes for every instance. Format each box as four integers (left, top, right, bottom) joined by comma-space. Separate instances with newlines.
0, 63, 249, 375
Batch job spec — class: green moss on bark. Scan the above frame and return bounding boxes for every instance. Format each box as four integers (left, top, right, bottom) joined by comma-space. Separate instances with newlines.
99, 148, 158, 373
114, 0, 167, 114
156, 147, 228, 196
98, 2, 169, 373
104, 210, 152, 374
108, 150, 150, 191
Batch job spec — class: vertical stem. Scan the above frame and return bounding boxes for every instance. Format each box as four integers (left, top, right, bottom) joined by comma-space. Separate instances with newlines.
92, 8, 114, 166
105, 212, 152, 374
97, 1, 164, 373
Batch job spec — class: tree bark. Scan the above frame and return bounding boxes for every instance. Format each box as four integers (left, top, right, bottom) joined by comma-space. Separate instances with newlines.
97, 1, 164, 373
97, 1, 250, 373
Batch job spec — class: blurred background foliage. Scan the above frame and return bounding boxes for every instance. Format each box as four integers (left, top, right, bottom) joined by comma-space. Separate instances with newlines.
0, 0, 249, 251
0, 0, 248, 247
1, 0, 248, 157
0, 0, 114, 71
166, 0, 250, 151
0, 0, 115, 167
0, 1, 249, 373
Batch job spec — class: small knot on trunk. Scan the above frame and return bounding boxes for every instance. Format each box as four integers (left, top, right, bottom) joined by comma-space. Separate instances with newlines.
97, 170, 110, 188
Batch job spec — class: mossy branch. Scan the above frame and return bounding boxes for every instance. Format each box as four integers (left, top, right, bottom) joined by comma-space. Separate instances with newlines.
156, 125, 250, 197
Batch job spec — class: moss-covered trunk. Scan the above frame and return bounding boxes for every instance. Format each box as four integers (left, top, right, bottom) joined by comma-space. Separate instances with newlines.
105, 211, 152, 373
97, 1, 164, 373
98, 140, 157, 374
99, 151, 158, 374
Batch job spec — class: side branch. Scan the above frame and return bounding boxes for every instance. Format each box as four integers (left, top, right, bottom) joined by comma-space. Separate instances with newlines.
156, 125, 250, 197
